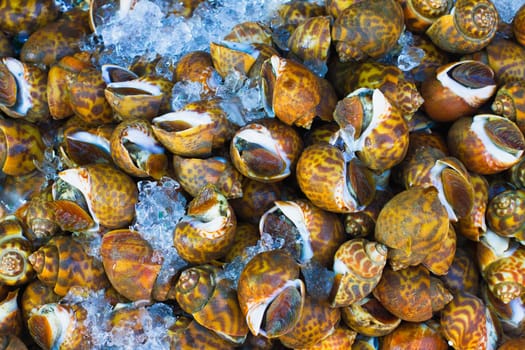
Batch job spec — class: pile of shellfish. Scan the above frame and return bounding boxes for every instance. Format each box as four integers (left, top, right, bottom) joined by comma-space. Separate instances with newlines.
0, 0, 525, 349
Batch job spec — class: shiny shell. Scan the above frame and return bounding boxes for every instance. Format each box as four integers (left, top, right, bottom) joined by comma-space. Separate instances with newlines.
491, 82, 525, 135
101, 229, 163, 301
373, 265, 453, 322
426, 0, 499, 54
513, 4, 525, 47
331, 0, 404, 61
398, 0, 453, 32
0, 0, 59, 35
340, 296, 401, 337
0, 216, 34, 286
486, 189, 525, 242
330, 238, 387, 308
380, 321, 448, 350
447, 114, 525, 175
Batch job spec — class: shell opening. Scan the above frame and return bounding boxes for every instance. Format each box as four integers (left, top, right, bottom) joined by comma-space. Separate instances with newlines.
429, 161, 458, 221
67, 131, 111, 155
354, 89, 390, 152
3, 58, 32, 116
259, 202, 314, 264
471, 115, 524, 162
122, 128, 165, 169
152, 111, 212, 132
30, 304, 71, 350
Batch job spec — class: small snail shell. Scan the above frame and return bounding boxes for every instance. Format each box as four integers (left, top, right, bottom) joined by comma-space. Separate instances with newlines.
426, 0, 499, 54
0, 216, 34, 286
398, 0, 453, 32
491, 82, 525, 135
173, 184, 237, 264
340, 296, 401, 337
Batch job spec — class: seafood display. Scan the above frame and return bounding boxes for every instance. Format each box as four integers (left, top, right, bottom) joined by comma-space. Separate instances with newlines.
0, 0, 525, 349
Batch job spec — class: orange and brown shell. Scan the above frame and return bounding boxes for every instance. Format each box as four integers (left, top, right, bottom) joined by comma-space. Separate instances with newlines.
174, 265, 249, 344
0, 57, 50, 123
223, 21, 272, 45
173, 184, 236, 264
498, 338, 525, 350
20, 280, 61, 322
261, 55, 322, 129
152, 98, 237, 158
447, 114, 525, 175
173, 50, 220, 96
296, 142, 376, 214
330, 238, 388, 308
0, 216, 34, 286
481, 283, 525, 338
69, 67, 115, 125
28, 235, 109, 296
287, 16, 331, 74
491, 82, 525, 135
19, 9, 90, 67
0, 117, 45, 176
373, 265, 453, 322
513, 4, 525, 46
375, 187, 450, 270
230, 178, 283, 225
0, 0, 59, 36
456, 173, 489, 242
52, 163, 138, 230
104, 74, 174, 121
0, 334, 27, 349
340, 295, 401, 337
259, 199, 346, 267
230, 117, 303, 183
223, 222, 259, 263
331, 0, 404, 62
464, 37, 525, 85
47, 52, 94, 120
486, 188, 525, 243
330, 62, 424, 120
278, 297, 340, 349
172, 155, 243, 199
168, 318, 234, 350
426, 0, 499, 54
380, 321, 449, 350
237, 249, 306, 338
334, 88, 410, 171
301, 325, 357, 349
110, 118, 168, 179
343, 188, 393, 238
477, 233, 525, 304
101, 229, 163, 301
421, 60, 497, 123
440, 290, 495, 350
27, 302, 90, 350
398, 0, 453, 33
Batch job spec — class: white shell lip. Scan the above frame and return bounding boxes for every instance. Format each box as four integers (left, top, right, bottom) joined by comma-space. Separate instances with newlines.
2, 57, 32, 116
152, 110, 212, 128
106, 79, 163, 96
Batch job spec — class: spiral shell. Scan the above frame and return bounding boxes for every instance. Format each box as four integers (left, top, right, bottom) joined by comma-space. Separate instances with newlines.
0, 216, 34, 286
426, 0, 499, 54
491, 82, 525, 135
398, 0, 453, 32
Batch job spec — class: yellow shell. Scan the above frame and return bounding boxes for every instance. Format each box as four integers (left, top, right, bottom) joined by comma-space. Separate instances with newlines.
426, 0, 498, 54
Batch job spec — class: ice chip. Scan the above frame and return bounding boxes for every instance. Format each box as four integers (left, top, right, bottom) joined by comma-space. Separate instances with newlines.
493, 0, 525, 23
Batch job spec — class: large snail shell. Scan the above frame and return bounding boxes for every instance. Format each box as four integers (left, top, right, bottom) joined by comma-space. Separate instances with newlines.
259, 199, 345, 267
101, 229, 163, 301
426, 0, 499, 54
52, 163, 138, 230
21, 280, 61, 322
334, 88, 409, 171
375, 187, 449, 271
237, 249, 305, 338
0, 216, 34, 286
330, 239, 387, 308
373, 265, 453, 322
27, 303, 90, 350
174, 265, 249, 344
447, 115, 525, 175
440, 247, 480, 296
174, 50, 220, 96
331, 0, 404, 61
230, 118, 303, 183
173, 184, 237, 264
20, 9, 90, 66
28, 235, 109, 296
261, 55, 321, 129
421, 60, 497, 123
